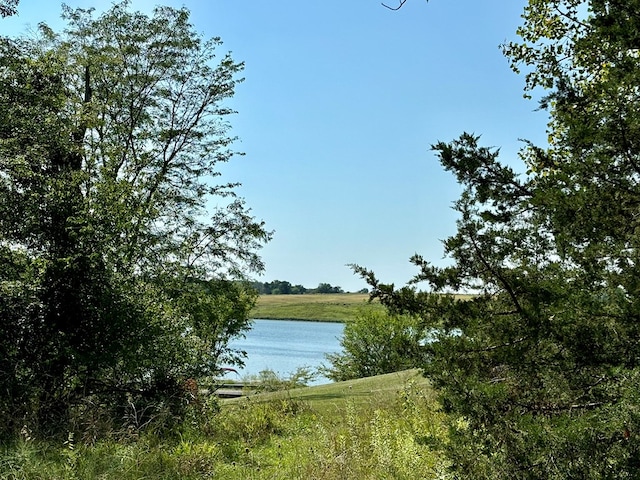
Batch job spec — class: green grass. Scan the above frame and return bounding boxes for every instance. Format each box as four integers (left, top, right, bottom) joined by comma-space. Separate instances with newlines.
213, 368, 450, 478
250, 292, 475, 322
224, 368, 430, 415
1, 370, 451, 479
250, 293, 383, 322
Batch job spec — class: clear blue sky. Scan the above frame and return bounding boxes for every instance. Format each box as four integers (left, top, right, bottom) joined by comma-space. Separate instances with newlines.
4, 0, 549, 292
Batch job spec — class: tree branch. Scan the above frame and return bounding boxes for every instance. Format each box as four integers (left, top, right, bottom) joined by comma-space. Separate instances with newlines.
381, 0, 407, 10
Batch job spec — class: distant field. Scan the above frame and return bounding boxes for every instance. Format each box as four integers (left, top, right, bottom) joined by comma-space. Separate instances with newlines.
250, 293, 383, 322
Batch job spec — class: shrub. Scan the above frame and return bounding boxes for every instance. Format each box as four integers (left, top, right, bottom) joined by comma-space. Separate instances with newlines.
324, 309, 425, 381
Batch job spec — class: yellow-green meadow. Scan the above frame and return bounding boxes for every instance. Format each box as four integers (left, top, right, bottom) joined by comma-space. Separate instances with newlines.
250, 293, 384, 322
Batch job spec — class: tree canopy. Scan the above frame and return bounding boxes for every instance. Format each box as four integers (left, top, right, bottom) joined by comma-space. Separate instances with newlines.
0, 0, 18, 17
250, 280, 345, 294
357, 0, 640, 477
0, 1, 270, 436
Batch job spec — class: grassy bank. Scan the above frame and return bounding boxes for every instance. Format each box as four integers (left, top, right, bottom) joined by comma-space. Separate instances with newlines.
1, 370, 450, 479
224, 368, 431, 414
250, 293, 383, 322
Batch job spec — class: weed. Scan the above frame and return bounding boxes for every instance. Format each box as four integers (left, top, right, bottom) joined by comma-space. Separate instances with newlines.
0, 370, 451, 479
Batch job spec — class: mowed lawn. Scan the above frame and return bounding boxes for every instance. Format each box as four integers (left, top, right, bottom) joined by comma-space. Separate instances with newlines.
223, 368, 430, 415
250, 293, 383, 322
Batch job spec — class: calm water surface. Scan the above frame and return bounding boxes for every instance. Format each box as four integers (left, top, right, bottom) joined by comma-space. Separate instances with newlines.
226, 319, 344, 385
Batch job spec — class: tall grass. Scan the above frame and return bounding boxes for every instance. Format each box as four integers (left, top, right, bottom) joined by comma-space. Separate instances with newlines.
1, 371, 450, 479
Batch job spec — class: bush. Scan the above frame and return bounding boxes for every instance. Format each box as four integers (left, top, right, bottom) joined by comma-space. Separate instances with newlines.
243, 368, 317, 392
324, 309, 425, 381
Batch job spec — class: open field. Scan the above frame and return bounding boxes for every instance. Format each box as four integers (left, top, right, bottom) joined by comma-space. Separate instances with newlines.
250, 293, 384, 322
250, 292, 475, 322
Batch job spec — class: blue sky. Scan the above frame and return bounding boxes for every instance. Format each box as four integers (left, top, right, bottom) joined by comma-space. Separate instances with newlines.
4, 0, 549, 292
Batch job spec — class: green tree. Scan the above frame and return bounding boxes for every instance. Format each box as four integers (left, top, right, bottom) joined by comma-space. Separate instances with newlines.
0, 0, 18, 17
290, 283, 308, 294
324, 309, 424, 381
0, 2, 270, 436
315, 282, 344, 294
271, 280, 293, 294
357, 0, 640, 477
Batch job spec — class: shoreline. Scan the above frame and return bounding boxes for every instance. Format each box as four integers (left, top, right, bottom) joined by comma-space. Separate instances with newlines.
250, 317, 345, 323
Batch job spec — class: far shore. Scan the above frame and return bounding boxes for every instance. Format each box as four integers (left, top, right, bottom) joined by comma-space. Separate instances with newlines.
250, 316, 345, 323
250, 292, 474, 322
249, 293, 382, 322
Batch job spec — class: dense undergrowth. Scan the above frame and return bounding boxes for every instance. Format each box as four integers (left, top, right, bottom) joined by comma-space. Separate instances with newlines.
0, 372, 450, 479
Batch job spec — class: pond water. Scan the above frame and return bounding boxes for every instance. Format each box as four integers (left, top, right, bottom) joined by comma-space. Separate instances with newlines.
224, 319, 344, 385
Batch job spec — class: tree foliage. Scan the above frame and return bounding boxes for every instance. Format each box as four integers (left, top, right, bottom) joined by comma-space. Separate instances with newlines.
357, 0, 640, 477
314, 282, 344, 294
0, 1, 270, 436
250, 280, 345, 294
324, 309, 424, 381
0, 0, 18, 17
251, 279, 308, 295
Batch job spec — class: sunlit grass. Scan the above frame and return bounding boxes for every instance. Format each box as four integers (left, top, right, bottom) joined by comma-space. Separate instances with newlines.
251, 293, 474, 322
1, 369, 450, 479
215, 368, 449, 479
250, 293, 382, 322
225, 369, 430, 415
